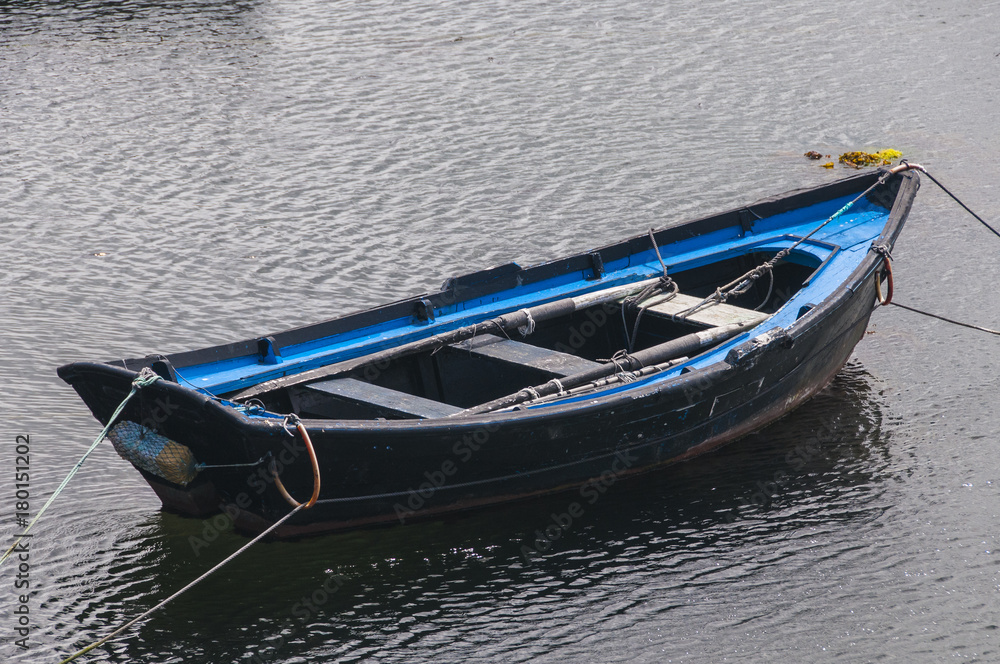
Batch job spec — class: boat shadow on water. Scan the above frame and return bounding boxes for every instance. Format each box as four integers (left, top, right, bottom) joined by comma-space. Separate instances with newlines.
71, 361, 894, 662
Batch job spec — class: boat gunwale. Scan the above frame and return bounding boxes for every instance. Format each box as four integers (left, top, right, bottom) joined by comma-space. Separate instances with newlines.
56, 170, 918, 435
179, 234, 838, 396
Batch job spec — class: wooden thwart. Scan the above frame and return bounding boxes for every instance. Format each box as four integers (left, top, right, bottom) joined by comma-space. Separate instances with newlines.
633, 292, 769, 328
455, 334, 603, 377
295, 378, 462, 420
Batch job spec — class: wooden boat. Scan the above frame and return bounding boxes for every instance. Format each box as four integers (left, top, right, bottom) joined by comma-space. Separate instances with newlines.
58, 167, 920, 537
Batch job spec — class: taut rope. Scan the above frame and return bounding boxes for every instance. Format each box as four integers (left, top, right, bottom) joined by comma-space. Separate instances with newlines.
1, 368, 161, 567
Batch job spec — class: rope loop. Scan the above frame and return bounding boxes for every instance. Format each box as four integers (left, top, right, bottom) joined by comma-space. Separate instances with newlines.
242, 398, 267, 414
620, 231, 680, 351
547, 378, 566, 395
601, 349, 642, 373
607, 349, 641, 382
521, 387, 541, 401
870, 243, 894, 306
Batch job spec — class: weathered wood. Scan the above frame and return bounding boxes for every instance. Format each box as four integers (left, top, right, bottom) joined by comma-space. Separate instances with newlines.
456, 334, 603, 377
296, 378, 462, 420
636, 292, 769, 328
450, 321, 753, 417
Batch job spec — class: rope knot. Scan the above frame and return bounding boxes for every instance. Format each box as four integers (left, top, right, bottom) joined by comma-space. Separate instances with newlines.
133, 367, 162, 388
601, 349, 642, 372
282, 413, 302, 437
870, 243, 893, 261
516, 308, 536, 337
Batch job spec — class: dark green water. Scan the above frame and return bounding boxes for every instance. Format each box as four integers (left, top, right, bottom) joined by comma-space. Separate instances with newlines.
2, 1, 1000, 661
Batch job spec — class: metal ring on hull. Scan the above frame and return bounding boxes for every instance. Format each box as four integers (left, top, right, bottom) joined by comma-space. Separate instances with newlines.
875, 256, 894, 306
272, 420, 322, 509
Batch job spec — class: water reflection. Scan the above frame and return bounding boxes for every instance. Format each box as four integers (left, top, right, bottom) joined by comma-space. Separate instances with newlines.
57, 362, 892, 662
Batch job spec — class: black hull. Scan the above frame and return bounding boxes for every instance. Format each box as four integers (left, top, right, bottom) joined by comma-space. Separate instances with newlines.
57, 171, 918, 537
59, 258, 886, 537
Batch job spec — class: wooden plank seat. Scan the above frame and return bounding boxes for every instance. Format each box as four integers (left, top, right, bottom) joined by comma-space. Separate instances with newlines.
627, 292, 769, 328
298, 377, 463, 420
454, 334, 604, 377
292, 336, 603, 420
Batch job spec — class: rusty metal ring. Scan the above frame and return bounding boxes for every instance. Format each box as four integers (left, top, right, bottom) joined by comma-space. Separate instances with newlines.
270, 421, 321, 509
875, 257, 894, 306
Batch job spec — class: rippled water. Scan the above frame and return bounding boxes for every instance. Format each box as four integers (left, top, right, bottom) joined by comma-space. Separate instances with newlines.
3, 0, 1000, 662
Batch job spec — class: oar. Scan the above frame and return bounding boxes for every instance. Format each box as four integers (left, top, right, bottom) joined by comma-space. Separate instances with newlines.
231, 277, 665, 401
516, 355, 692, 407
449, 321, 752, 417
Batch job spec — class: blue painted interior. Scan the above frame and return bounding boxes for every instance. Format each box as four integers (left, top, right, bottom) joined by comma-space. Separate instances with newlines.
175, 192, 891, 409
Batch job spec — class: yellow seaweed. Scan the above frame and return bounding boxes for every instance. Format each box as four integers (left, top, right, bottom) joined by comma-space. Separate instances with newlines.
874, 148, 902, 161
838, 149, 903, 168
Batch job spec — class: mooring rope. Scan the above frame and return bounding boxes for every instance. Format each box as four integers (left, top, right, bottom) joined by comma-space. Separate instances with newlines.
909, 162, 1000, 240
888, 301, 1000, 336
57, 414, 321, 662
672, 169, 901, 324
648, 227, 669, 279
0, 368, 161, 567
873, 162, 1000, 337
57, 503, 305, 664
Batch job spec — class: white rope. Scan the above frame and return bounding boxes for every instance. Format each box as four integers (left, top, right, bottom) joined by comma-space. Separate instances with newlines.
517, 309, 536, 337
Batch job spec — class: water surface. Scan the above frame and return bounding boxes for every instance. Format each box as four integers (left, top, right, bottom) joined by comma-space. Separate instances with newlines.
3, 0, 1000, 661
